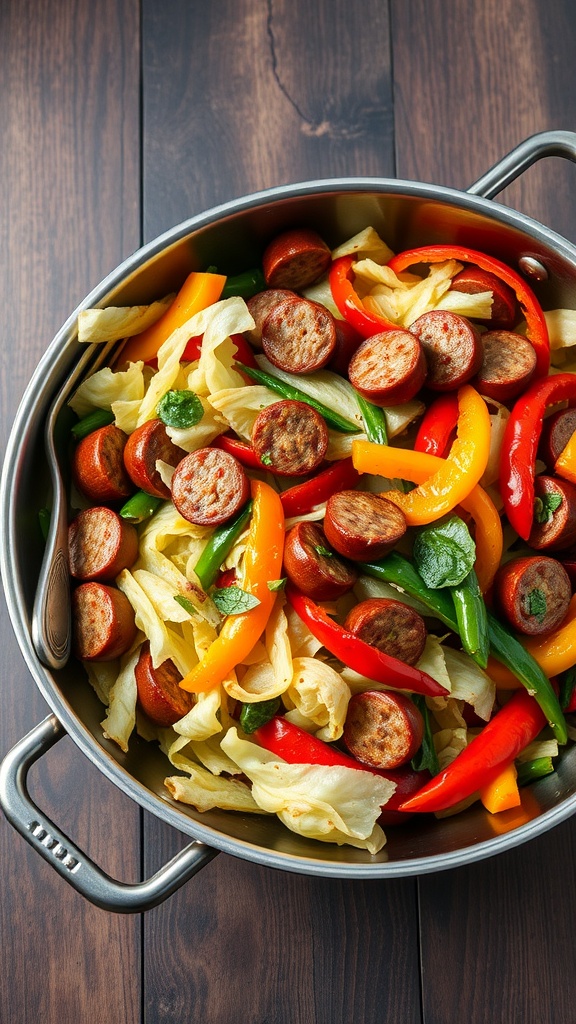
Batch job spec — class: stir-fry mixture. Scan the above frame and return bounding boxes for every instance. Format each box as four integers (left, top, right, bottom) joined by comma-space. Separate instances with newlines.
62, 224, 576, 854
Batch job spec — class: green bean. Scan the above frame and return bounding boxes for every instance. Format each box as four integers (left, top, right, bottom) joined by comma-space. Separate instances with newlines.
119, 490, 163, 523
194, 500, 253, 591
356, 393, 388, 444
451, 569, 489, 668
71, 408, 114, 440
516, 756, 555, 786
221, 268, 266, 300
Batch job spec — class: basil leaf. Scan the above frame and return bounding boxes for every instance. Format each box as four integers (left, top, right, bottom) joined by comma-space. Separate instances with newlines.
157, 389, 204, 429
239, 697, 281, 734
212, 585, 260, 615
413, 515, 476, 589
534, 492, 563, 524
527, 587, 547, 622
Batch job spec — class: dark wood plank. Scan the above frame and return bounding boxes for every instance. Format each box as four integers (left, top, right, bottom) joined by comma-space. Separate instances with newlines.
391, 2, 576, 1020
140, 2, 421, 1021
0, 1, 142, 1020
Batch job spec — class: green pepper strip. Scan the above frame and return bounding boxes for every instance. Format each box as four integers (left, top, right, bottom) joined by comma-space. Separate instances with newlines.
71, 408, 114, 440
235, 362, 359, 434
356, 393, 388, 444
451, 569, 489, 669
364, 553, 567, 744
221, 268, 266, 300
239, 696, 281, 734
119, 490, 163, 524
194, 500, 253, 591
516, 756, 555, 786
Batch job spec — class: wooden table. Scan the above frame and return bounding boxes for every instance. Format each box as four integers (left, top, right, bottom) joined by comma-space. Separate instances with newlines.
3, 2, 576, 1021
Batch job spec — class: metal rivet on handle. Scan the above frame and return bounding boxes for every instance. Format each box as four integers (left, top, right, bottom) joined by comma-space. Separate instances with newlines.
518, 255, 549, 280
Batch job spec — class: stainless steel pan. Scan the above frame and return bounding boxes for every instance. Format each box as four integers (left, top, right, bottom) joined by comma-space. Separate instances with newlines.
3, 130, 576, 913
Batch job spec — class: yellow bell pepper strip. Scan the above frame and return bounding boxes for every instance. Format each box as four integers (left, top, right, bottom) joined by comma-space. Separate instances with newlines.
387, 244, 550, 378
352, 385, 491, 527
479, 762, 521, 814
118, 271, 226, 365
179, 480, 284, 693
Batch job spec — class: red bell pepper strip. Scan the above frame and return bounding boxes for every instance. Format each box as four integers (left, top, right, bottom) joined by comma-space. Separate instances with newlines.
279, 457, 361, 517
285, 584, 449, 697
414, 393, 459, 457
398, 687, 547, 813
213, 434, 269, 470
181, 331, 258, 367
499, 372, 576, 540
329, 255, 397, 337
387, 245, 550, 378
253, 716, 428, 823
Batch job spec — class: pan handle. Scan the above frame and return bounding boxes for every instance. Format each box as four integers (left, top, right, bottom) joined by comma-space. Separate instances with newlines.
0, 715, 218, 913
467, 129, 576, 198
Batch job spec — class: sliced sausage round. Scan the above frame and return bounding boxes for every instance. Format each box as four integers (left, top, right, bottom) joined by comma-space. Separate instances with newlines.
135, 640, 193, 726
449, 266, 517, 329
261, 297, 337, 374
171, 447, 250, 526
540, 408, 576, 469
343, 598, 427, 666
72, 581, 137, 661
68, 506, 138, 581
528, 474, 576, 551
72, 424, 133, 503
493, 555, 572, 636
343, 690, 424, 770
410, 310, 483, 391
245, 288, 298, 348
123, 418, 186, 500
251, 400, 328, 476
475, 330, 537, 402
283, 521, 358, 600
348, 330, 427, 406
323, 490, 407, 561
262, 228, 332, 290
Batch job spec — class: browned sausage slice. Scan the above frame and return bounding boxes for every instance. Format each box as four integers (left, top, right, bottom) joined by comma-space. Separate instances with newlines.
135, 640, 193, 726
449, 266, 517, 329
343, 690, 424, 770
123, 418, 186, 500
251, 400, 328, 476
72, 581, 137, 661
343, 598, 427, 666
528, 475, 576, 551
323, 490, 407, 561
540, 408, 576, 469
171, 447, 249, 526
68, 507, 138, 581
347, 330, 427, 406
72, 424, 133, 503
261, 297, 337, 374
262, 228, 332, 290
283, 521, 358, 600
493, 555, 572, 636
410, 310, 482, 391
245, 288, 299, 348
475, 330, 537, 402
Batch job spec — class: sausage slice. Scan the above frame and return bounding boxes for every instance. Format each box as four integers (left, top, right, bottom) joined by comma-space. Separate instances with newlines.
135, 641, 193, 726
323, 490, 407, 561
410, 310, 482, 391
72, 424, 133, 503
343, 690, 424, 770
261, 297, 337, 374
343, 598, 427, 666
171, 447, 249, 526
493, 555, 572, 636
72, 582, 137, 661
283, 521, 358, 600
262, 228, 332, 290
348, 330, 427, 406
68, 507, 138, 581
245, 289, 298, 348
475, 330, 537, 402
123, 418, 186, 500
449, 266, 517, 329
251, 400, 328, 476
528, 475, 576, 551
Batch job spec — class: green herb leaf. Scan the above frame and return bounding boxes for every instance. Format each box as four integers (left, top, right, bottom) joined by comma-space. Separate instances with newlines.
413, 515, 476, 589
156, 389, 204, 429
267, 578, 287, 591
212, 585, 260, 615
314, 545, 333, 558
410, 694, 440, 776
534, 492, 563, 524
174, 594, 197, 616
239, 697, 281, 734
527, 587, 547, 622
260, 451, 273, 466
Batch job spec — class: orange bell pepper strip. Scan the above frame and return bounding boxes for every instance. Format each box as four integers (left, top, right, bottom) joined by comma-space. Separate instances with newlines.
179, 480, 285, 694
479, 762, 521, 814
118, 271, 226, 365
554, 429, 576, 485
